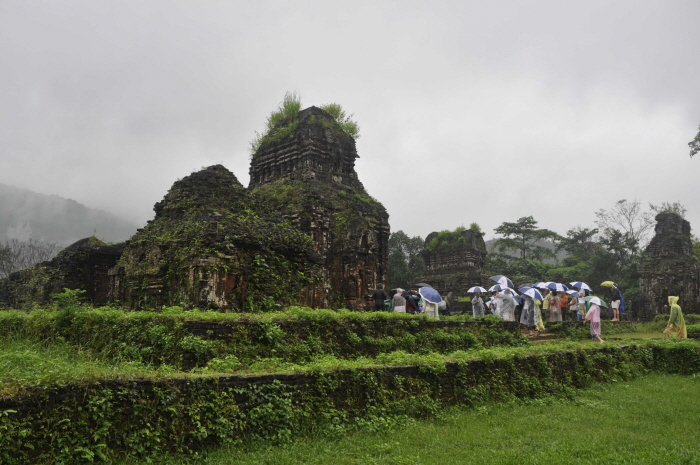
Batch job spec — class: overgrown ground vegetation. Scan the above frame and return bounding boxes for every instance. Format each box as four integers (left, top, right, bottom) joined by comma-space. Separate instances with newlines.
162, 373, 700, 465
3, 297, 700, 463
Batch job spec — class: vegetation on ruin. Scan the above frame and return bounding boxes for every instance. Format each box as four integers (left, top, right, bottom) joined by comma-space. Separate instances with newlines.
318, 102, 360, 139
118, 166, 317, 311
251, 178, 385, 273
249, 92, 360, 157
425, 226, 468, 252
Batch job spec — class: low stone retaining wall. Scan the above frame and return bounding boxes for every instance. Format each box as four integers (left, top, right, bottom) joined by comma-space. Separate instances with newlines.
2, 343, 699, 464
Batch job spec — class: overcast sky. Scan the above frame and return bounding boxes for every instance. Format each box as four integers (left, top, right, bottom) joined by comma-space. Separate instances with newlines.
2, 0, 699, 243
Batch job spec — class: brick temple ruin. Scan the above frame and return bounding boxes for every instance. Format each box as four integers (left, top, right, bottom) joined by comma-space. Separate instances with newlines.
249, 106, 390, 308
417, 228, 487, 297
638, 212, 700, 319
0, 106, 388, 311
0, 238, 124, 308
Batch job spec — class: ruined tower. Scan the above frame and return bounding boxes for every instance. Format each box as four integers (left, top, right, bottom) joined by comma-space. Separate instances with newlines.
639, 212, 700, 319
249, 106, 390, 309
417, 228, 487, 297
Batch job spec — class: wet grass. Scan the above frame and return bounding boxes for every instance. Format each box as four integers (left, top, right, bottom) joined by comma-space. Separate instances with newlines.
159, 373, 700, 465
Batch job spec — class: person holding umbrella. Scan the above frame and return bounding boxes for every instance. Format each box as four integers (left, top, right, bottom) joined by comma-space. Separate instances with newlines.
494, 288, 517, 321
577, 290, 587, 321
608, 283, 622, 321
471, 292, 485, 317
663, 296, 687, 339
419, 286, 442, 318
549, 290, 561, 322
584, 297, 605, 343
542, 289, 551, 321
520, 293, 538, 337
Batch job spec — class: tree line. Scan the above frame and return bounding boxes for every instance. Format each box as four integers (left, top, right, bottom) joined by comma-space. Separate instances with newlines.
388, 199, 700, 300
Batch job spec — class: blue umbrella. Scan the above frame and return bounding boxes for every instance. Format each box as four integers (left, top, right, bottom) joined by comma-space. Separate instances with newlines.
546, 282, 569, 292
490, 275, 515, 289
519, 287, 544, 301
419, 286, 442, 304
467, 286, 488, 293
569, 281, 592, 291
566, 289, 579, 297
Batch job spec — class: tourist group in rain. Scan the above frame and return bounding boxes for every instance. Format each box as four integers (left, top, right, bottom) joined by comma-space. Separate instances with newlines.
376, 275, 688, 343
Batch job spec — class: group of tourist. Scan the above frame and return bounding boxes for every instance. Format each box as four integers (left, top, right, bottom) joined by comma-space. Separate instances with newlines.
372, 283, 448, 318
376, 281, 688, 343
470, 282, 688, 343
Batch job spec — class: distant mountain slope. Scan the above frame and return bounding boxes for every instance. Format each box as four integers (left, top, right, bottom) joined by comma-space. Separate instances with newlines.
0, 183, 140, 246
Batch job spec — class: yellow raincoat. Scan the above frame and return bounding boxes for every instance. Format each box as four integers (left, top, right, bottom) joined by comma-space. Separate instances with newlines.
663, 296, 687, 339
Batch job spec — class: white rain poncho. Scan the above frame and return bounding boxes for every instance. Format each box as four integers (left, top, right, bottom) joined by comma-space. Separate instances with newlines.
495, 292, 516, 321
519, 295, 539, 328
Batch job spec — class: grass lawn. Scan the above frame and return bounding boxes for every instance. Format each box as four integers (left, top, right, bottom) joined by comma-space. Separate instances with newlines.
164, 373, 700, 465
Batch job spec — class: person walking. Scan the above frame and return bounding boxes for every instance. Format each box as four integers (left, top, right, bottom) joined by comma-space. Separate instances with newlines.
568, 293, 579, 321
520, 294, 538, 337
494, 289, 516, 321
577, 291, 587, 321
471, 292, 484, 317
542, 289, 551, 321
663, 296, 687, 339
549, 291, 562, 322
559, 291, 569, 321
403, 289, 417, 314
535, 297, 546, 333
372, 284, 388, 311
392, 289, 406, 313
584, 300, 605, 343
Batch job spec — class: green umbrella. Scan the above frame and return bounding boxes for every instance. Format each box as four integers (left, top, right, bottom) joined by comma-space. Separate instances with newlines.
584, 295, 608, 309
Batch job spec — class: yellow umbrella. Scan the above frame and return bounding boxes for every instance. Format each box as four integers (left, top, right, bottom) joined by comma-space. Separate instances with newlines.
601, 281, 616, 287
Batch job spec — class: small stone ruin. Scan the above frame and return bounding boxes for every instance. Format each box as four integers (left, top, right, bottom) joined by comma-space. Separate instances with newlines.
638, 212, 700, 318
0, 237, 124, 308
417, 228, 487, 297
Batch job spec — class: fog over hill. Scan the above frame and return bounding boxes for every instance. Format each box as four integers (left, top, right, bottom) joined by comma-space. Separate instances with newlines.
0, 183, 140, 246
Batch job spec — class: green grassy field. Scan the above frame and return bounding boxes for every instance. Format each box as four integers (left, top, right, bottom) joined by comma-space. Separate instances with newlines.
161, 373, 700, 465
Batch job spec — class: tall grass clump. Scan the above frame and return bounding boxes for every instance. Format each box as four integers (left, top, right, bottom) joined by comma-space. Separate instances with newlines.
319, 102, 360, 139
249, 91, 303, 156
249, 93, 361, 157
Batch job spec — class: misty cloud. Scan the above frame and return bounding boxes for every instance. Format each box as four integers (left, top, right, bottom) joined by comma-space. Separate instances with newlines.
1, 0, 698, 241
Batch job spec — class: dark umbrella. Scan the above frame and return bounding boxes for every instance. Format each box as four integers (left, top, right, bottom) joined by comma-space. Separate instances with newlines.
419, 286, 442, 304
